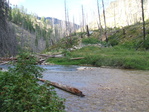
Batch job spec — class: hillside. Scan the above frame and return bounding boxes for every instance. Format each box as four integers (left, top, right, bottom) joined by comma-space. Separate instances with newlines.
12, 22, 46, 52
9, 6, 80, 53
45, 19, 149, 70
43, 17, 79, 29
86, 20, 149, 50
89, 0, 149, 30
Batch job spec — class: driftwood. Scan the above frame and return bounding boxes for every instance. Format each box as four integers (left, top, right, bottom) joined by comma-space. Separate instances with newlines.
39, 54, 63, 58
38, 59, 46, 64
38, 78, 85, 97
0, 57, 17, 65
70, 57, 84, 60
0, 61, 9, 65
0, 57, 17, 61
37, 54, 63, 65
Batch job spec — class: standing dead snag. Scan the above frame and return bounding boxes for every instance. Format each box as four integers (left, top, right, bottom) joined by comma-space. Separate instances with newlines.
38, 78, 85, 97
81, 5, 85, 32
102, 0, 108, 42
97, 0, 102, 30
86, 25, 90, 37
141, 0, 146, 43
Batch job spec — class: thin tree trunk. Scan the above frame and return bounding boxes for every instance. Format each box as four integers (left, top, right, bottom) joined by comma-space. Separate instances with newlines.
86, 25, 90, 37
97, 0, 102, 30
82, 5, 85, 32
113, 3, 116, 28
102, 0, 108, 42
141, 0, 146, 42
64, 0, 68, 37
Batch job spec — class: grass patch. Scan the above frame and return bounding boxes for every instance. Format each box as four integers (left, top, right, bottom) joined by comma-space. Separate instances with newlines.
47, 46, 149, 70
82, 37, 100, 44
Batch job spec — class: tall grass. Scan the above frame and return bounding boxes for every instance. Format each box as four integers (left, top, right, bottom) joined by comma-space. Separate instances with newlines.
47, 46, 149, 70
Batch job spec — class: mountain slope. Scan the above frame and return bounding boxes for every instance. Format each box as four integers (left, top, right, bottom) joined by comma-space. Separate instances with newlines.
38, 17, 80, 30
89, 0, 149, 29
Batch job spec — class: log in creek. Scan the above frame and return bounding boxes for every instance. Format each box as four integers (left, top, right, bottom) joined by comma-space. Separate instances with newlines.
38, 78, 85, 97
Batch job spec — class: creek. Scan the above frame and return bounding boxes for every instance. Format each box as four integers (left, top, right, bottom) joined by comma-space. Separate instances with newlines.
1, 65, 149, 112
42, 65, 149, 112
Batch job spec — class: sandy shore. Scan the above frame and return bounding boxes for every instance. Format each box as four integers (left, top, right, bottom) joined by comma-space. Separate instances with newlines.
42, 67, 149, 112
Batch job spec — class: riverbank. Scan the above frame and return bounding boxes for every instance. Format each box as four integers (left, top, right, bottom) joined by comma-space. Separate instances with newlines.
47, 46, 149, 70
42, 67, 149, 112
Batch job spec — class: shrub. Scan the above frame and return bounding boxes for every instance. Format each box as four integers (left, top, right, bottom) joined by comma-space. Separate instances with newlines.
49, 37, 79, 50
109, 39, 119, 46
0, 53, 65, 112
143, 35, 149, 49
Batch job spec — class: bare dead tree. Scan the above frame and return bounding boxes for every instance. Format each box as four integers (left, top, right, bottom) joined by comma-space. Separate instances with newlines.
86, 25, 90, 37
141, 0, 146, 42
64, 0, 72, 37
67, 8, 72, 35
97, 0, 102, 30
81, 5, 85, 32
72, 16, 76, 33
102, 0, 108, 42
64, 0, 67, 36
113, 3, 116, 28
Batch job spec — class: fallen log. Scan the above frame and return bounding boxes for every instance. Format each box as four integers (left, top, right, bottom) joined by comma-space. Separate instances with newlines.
70, 57, 84, 60
38, 78, 85, 97
39, 54, 63, 58
38, 59, 46, 64
0, 57, 17, 61
0, 61, 9, 65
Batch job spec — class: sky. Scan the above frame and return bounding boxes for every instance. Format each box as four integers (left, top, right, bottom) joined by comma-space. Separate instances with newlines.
9, 0, 114, 24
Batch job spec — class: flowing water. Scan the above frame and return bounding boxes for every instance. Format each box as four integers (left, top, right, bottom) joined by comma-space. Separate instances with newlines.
42, 66, 149, 112
1, 65, 149, 112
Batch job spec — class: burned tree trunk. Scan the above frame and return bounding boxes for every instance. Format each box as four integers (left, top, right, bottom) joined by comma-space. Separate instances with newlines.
102, 0, 108, 42
86, 25, 90, 37
141, 0, 146, 43
97, 0, 102, 30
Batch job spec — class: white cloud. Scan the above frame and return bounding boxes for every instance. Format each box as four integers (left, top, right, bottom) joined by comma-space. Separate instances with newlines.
9, 0, 25, 5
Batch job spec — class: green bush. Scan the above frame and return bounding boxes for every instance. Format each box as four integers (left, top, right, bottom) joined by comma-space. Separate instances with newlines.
143, 35, 149, 49
50, 37, 79, 50
109, 39, 119, 46
0, 53, 65, 112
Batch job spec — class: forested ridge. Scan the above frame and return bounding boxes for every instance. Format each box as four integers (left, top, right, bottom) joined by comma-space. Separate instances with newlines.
0, 0, 17, 57
0, 1, 79, 55
8, 5, 59, 53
